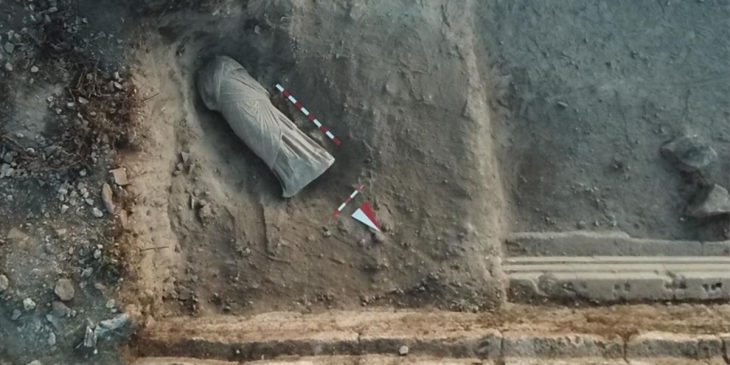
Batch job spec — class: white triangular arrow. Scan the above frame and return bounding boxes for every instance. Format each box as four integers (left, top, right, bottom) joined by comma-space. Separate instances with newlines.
352, 208, 380, 231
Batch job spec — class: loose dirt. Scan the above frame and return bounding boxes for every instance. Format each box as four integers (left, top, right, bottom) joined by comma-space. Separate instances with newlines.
121, 0, 505, 320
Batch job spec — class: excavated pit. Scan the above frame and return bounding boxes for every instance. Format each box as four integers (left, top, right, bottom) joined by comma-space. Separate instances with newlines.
118, 0, 730, 364
122, 0, 506, 319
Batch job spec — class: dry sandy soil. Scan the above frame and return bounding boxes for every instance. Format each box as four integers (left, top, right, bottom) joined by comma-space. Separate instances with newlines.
0, 0, 728, 364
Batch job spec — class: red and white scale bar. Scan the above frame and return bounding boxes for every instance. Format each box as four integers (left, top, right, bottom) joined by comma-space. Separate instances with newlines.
275, 84, 341, 145
332, 185, 364, 217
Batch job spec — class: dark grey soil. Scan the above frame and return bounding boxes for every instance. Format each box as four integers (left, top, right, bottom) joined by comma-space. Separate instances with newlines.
481, 0, 730, 240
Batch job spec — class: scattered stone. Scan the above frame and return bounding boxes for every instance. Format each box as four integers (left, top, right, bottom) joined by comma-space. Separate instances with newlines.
686, 184, 730, 217
4, 62, 12, 72
83, 326, 97, 348
1, 163, 10, 177
105, 299, 115, 309
7, 228, 29, 243
399, 345, 409, 356
3, 152, 12, 163
110, 168, 129, 185
198, 203, 215, 225
176, 162, 184, 172
44, 145, 59, 157
11, 309, 21, 320
60, 204, 69, 214
30, 65, 39, 73
557, 101, 568, 108
3, 42, 14, 54
47, 331, 56, 346
81, 267, 93, 278
0, 274, 8, 292
101, 183, 114, 213
94, 249, 102, 259
180, 152, 190, 164
95, 313, 130, 338
661, 134, 717, 171
23, 297, 36, 311
92, 207, 104, 218
52, 301, 71, 317
27, 361, 41, 365
55, 278, 75, 301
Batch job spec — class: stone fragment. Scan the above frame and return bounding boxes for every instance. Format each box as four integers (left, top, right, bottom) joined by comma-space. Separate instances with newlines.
686, 184, 730, 217
661, 134, 717, 171
54, 278, 75, 301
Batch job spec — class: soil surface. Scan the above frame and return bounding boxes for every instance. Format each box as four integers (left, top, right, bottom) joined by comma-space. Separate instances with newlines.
122, 0, 504, 321
0, 0, 728, 364
484, 0, 730, 240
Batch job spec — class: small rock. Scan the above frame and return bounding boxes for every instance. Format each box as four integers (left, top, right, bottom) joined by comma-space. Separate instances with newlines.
198, 203, 215, 225
180, 152, 190, 164
110, 168, 129, 186
3, 153, 12, 163
95, 313, 130, 338
105, 299, 115, 309
686, 184, 730, 217
101, 183, 114, 213
94, 249, 102, 259
23, 297, 36, 311
30, 66, 39, 73
55, 278, 75, 301
81, 267, 93, 278
0, 274, 8, 292
27, 361, 42, 365
4, 62, 12, 72
60, 205, 69, 214
11, 309, 21, 320
557, 101, 568, 108
92, 207, 104, 218
48, 331, 56, 346
4, 42, 14, 54
176, 162, 184, 172
85, 198, 94, 206
83, 326, 97, 348
398, 345, 409, 356
52, 301, 71, 317
661, 134, 717, 171
44, 145, 59, 157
